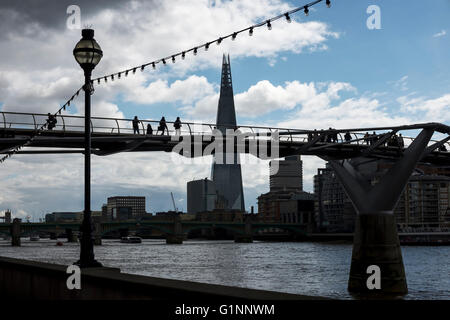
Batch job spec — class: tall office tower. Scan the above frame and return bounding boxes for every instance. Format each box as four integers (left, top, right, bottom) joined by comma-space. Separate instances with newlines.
211, 55, 245, 211
269, 155, 303, 192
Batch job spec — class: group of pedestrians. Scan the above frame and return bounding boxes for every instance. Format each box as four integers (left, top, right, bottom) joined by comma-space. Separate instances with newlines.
132, 116, 182, 136
307, 128, 339, 143
306, 128, 408, 150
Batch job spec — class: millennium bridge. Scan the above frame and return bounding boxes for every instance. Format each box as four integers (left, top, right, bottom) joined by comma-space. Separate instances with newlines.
1, 110, 450, 295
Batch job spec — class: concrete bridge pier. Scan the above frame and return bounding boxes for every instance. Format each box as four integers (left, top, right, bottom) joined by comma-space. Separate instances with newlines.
10, 218, 21, 246
329, 128, 434, 296
166, 218, 185, 244
66, 229, 78, 243
94, 223, 102, 245
234, 219, 253, 243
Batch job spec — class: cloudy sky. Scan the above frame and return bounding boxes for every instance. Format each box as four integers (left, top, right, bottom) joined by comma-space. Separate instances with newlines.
0, 0, 449, 220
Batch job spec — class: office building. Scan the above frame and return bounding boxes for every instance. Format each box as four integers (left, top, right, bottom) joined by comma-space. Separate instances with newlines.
106, 196, 146, 220
314, 161, 450, 232
211, 54, 245, 211
270, 155, 303, 192
187, 178, 217, 214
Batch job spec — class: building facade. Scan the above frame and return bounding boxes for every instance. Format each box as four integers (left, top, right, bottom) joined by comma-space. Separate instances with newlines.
257, 156, 313, 226
106, 196, 146, 220
314, 162, 450, 232
187, 178, 217, 214
269, 155, 303, 192
211, 54, 245, 211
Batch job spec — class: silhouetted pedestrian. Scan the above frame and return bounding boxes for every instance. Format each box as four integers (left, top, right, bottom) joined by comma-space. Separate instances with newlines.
132, 116, 140, 134
370, 131, 378, 145
319, 130, 325, 142
389, 134, 399, 147
344, 131, 352, 142
158, 116, 168, 135
326, 127, 333, 143
174, 117, 182, 135
146, 123, 153, 135
364, 132, 370, 145
46, 113, 57, 130
332, 130, 338, 143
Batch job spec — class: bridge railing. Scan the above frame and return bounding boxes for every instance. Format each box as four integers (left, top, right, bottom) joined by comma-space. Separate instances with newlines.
1, 111, 449, 151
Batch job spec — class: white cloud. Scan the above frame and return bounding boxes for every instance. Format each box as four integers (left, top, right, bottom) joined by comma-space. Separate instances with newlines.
126, 75, 217, 105
433, 30, 447, 38
182, 80, 356, 119
398, 93, 450, 123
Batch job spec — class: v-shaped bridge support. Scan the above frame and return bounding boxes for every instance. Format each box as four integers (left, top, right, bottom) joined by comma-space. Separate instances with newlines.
327, 128, 435, 296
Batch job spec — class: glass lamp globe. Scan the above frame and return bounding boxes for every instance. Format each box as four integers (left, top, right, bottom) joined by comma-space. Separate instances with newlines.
73, 29, 103, 70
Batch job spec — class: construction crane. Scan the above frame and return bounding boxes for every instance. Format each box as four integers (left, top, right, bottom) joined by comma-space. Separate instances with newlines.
170, 192, 178, 213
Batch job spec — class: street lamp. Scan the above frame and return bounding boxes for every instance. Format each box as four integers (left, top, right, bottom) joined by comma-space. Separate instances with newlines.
73, 29, 103, 268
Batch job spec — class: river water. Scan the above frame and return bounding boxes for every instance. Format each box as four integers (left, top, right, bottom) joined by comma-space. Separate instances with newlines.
0, 239, 448, 299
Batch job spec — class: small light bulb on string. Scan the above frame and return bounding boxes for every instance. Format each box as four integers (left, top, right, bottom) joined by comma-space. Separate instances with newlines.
97, 79, 100, 84
118, 73, 121, 79
285, 13, 291, 23
217, 37, 222, 45
162, 58, 166, 65
152, 62, 156, 69
141, 65, 145, 71
172, 56, 176, 63
232, 32, 237, 41
249, 27, 253, 36
182, 52, 186, 59
132, 68, 136, 74
205, 43, 209, 51
111, 74, 114, 81
266, 20, 272, 30
326, 0, 331, 8
304, 7, 309, 16
125, 70, 129, 77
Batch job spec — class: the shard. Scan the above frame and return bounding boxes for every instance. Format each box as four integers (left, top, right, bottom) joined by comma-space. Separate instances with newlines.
211, 54, 245, 211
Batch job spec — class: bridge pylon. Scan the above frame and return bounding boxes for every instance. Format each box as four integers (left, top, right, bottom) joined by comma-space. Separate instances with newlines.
166, 217, 185, 244
328, 128, 435, 296
234, 218, 253, 243
11, 218, 21, 246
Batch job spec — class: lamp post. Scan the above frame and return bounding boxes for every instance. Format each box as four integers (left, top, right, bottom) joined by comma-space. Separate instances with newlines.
73, 29, 103, 268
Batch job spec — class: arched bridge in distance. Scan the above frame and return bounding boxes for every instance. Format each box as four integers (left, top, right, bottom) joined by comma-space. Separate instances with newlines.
0, 219, 307, 244
1, 110, 450, 295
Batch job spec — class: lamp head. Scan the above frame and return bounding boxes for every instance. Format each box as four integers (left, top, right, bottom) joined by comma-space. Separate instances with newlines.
73, 29, 103, 71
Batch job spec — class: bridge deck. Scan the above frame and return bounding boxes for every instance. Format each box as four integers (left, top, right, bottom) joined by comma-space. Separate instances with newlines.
1, 111, 449, 165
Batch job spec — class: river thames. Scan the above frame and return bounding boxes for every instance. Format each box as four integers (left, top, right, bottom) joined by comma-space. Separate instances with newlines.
0, 239, 448, 299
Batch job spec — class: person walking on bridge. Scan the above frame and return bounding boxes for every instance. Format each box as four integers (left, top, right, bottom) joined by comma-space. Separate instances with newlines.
146, 123, 153, 135
174, 117, 182, 135
158, 116, 169, 135
46, 113, 57, 130
344, 131, 352, 142
132, 116, 140, 134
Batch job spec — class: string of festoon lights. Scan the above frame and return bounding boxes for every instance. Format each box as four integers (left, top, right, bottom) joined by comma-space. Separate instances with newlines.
0, 85, 83, 163
0, 0, 332, 164
92, 0, 331, 84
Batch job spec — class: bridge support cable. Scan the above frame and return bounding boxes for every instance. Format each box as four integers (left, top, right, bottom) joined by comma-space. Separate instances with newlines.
327, 128, 435, 296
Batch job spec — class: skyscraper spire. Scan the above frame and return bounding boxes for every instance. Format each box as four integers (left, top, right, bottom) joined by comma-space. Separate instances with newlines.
211, 54, 245, 211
